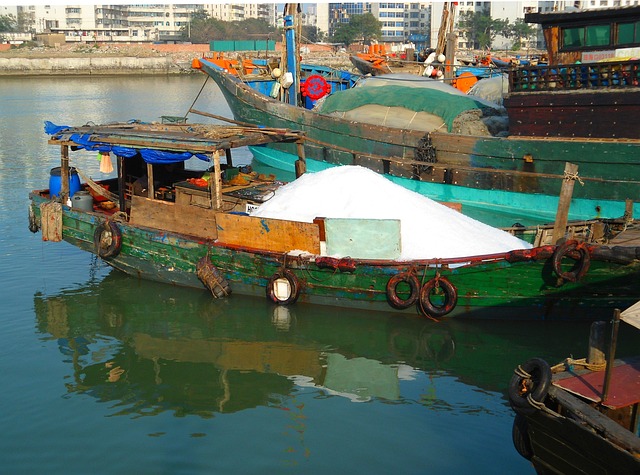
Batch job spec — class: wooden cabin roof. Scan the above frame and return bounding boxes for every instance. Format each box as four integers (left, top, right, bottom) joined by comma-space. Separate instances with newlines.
525, 6, 640, 27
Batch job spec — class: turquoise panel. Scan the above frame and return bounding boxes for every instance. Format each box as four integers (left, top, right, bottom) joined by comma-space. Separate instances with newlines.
210, 40, 235, 52
324, 218, 401, 259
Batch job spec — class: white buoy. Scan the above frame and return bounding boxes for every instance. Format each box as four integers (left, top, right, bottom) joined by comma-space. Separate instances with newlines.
437, 53, 446, 63
271, 68, 282, 79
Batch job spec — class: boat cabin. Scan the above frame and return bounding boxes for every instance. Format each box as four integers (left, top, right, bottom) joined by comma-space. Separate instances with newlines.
41, 122, 310, 246
503, 7, 640, 139
525, 6, 640, 66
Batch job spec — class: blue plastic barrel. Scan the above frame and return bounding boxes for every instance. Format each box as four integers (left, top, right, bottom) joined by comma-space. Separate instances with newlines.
49, 167, 81, 198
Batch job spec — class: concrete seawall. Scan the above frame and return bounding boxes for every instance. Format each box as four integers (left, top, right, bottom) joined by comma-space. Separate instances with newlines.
0, 56, 194, 76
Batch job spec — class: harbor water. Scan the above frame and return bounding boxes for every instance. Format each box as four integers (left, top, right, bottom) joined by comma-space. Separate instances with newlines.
2, 75, 638, 474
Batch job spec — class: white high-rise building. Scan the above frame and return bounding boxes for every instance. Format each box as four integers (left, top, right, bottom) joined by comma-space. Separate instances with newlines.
9, 4, 277, 43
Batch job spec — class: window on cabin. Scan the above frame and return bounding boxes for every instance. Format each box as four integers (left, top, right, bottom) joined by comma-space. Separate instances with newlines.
618, 21, 639, 44
585, 24, 610, 46
563, 27, 584, 47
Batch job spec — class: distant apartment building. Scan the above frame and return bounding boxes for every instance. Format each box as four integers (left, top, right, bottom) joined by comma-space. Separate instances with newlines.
10, 3, 277, 43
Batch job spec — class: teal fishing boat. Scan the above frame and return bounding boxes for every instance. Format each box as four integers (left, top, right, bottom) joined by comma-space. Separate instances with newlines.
28, 121, 640, 321
190, 5, 640, 226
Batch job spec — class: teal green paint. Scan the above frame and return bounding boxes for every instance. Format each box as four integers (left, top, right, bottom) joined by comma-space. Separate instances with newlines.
324, 218, 401, 259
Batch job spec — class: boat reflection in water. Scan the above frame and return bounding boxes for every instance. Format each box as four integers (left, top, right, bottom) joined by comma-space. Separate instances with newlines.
32, 270, 639, 418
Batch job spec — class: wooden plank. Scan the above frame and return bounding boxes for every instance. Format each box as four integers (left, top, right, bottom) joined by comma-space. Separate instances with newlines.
130, 195, 218, 239
215, 213, 321, 254
324, 218, 401, 259
552, 162, 578, 244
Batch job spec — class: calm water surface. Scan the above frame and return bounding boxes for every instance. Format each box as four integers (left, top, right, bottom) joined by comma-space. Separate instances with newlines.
2, 75, 638, 474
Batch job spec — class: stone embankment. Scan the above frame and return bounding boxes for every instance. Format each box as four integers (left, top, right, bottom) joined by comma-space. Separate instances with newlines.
0, 42, 353, 76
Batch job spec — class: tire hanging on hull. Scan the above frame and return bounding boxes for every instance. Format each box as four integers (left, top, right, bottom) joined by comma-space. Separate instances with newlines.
266, 269, 300, 305
94, 220, 122, 258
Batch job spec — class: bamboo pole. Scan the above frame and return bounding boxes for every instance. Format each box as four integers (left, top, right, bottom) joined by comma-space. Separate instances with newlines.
117, 155, 126, 212
146, 162, 154, 199
213, 150, 222, 209
61, 145, 69, 204
602, 309, 621, 403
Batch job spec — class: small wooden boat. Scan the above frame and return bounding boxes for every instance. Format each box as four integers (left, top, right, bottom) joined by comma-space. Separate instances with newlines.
349, 53, 392, 76
509, 303, 640, 473
28, 121, 640, 320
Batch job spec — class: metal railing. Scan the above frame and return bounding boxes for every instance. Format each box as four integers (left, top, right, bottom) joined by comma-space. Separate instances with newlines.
510, 59, 640, 92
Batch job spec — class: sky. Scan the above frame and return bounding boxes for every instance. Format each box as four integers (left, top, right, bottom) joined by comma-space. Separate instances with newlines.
252, 165, 531, 260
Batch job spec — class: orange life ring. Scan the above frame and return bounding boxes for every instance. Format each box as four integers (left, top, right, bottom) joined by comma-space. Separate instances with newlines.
418, 276, 457, 318
386, 272, 420, 309
266, 269, 300, 305
552, 240, 590, 282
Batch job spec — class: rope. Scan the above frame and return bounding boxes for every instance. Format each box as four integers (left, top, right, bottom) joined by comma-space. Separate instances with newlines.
564, 170, 585, 186
184, 75, 210, 119
514, 364, 531, 379
551, 357, 607, 372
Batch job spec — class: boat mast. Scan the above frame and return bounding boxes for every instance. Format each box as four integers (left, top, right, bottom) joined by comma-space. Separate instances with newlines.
283, 3, 300, 106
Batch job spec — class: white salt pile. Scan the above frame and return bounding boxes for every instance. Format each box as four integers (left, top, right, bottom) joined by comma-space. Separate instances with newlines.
251, 166, 531, 260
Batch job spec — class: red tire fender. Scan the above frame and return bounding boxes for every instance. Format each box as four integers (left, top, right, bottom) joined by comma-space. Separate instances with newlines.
94, 221, 122, 259
418, 276, 458, 318
552, 240, 590, 282
386, 272, 420, 309
301, 74, 331, 100
266, 269, 300, 305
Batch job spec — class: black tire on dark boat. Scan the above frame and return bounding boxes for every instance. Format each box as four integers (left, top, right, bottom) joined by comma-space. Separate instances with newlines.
508, 357, 552, 416
512, 413, 534, 460
28, 205, 39, 233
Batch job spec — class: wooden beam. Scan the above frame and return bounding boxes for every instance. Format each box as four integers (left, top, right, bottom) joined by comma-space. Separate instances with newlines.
146, 162, 154, 199
552, 162, 578, 244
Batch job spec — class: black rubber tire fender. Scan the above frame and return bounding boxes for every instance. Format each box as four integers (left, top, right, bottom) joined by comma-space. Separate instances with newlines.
512, 413, 534, 460
418, 276, 458, 318
508, 357, 552, 415
552, 240, 590, 282
266, 269, 300, 305
93, 221, 122, 259
386, 272, 421, 309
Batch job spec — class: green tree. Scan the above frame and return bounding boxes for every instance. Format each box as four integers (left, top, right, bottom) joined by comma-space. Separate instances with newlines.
301, 24, 324, 44
508, 18, 537, 50
458, 9, 509, 49
0, 14, 18, 32
331, 13, 381, 46
182, 13, 275, 43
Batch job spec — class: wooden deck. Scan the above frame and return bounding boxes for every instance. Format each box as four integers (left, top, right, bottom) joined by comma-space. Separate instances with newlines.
609, 222, 640, 246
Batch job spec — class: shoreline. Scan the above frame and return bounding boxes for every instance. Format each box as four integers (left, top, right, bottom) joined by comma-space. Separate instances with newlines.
0, 42, 353, 77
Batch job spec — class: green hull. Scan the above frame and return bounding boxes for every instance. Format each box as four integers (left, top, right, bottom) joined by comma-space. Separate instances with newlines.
30, 194, 640, 321
199, 60, 640, 225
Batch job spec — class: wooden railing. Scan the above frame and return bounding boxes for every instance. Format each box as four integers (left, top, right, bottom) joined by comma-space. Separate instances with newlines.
509, 59, 640, 92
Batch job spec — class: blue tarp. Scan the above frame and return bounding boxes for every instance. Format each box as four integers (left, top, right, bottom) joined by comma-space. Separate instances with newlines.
44, 121, 211, 164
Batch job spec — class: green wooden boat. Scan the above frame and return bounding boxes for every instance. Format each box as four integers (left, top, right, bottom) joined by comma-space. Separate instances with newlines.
28, 121, 640, 321
193, 57, 640, 227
